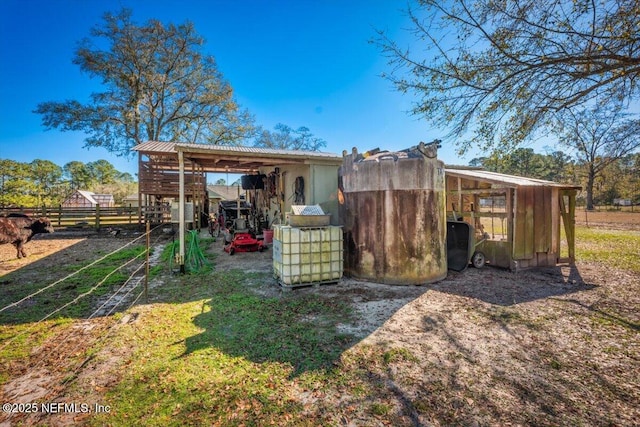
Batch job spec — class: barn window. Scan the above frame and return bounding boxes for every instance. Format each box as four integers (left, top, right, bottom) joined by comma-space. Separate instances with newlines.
477, 195, 508, 241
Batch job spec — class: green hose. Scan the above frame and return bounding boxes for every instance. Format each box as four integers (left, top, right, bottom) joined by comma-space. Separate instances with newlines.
168, 230, 212, 273
169, 239, 178, 273
186, 230, 212, 273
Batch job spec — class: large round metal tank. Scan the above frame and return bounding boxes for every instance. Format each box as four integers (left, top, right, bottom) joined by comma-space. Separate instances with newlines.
339, 141, 446, 285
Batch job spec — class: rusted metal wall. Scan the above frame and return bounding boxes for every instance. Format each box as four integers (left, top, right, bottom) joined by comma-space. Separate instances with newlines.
339, 143, 447, 285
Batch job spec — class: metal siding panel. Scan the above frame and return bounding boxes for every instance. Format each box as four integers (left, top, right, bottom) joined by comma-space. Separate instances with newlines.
445, 168, 581, 189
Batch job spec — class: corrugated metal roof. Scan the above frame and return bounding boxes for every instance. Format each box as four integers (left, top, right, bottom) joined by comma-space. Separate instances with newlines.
445, 168, 581, 189
132, 141, 341, 160
131, 141, 176, 153
76, 190, 97, 204
206, 184, 245, 200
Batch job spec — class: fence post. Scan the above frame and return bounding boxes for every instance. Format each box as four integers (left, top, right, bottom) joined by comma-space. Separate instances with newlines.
95, 203, 101, 230
58, 205, 62, 226
145, 220, 150, 303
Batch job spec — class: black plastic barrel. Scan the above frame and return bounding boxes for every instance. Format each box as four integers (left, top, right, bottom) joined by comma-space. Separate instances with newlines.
446, 221, 475, 272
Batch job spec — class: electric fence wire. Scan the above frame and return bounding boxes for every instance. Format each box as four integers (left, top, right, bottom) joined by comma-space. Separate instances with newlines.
18, 261, 147, 379
0, 227, 181, 426
8, 230, 167, 386
0, 224, 166, 352
87, 260, 147, 320
0, 223, 164, 314
2, 280, 151, 426
0, 248, 147, 353
35, 253, 161, 404
90, 228, 169, 318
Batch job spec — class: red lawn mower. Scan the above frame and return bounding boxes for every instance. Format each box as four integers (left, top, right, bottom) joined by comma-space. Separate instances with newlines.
223, 232, 265, 255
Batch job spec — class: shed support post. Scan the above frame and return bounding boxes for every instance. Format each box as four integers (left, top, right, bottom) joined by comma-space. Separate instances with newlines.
567, 190, 576, 263
457, 177, 462, 220
138, 152, 143, 226
558, 190, 577, 264
179, 150, 186, 274
192, 161, 197, 229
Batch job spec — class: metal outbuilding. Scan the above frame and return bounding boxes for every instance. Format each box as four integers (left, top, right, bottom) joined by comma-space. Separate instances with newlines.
132, 141, 343, 272
62, 190, 115, 208
445, 167, 581, 270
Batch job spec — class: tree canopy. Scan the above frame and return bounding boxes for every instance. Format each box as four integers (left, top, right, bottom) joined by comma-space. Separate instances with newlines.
35, 9, 254, 157
470, 147, 575, 183
470, 148, 640, 206
554, 105, 640, 209
253, 123, 327, 151
0, 158, 135, 207
377, 0, 640, 153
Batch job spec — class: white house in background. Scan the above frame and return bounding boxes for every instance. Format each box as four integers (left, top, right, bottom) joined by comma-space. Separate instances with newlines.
613, 198, 632, 206
122, 194, 140, 208
62, 190, 115, 208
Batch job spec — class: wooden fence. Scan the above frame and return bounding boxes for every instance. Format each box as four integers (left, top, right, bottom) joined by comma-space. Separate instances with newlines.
0, 205, 171, 229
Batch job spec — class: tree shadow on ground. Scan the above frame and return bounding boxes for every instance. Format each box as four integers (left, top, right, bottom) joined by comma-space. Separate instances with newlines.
549, 297, 640, 331
177, 261, 602, 378
429, 264, 597, 306
0, 231, 149, 325
178, 271, 358, 377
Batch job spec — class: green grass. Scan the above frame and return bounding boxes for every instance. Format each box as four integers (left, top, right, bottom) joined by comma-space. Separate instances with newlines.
3, 225, 639, 425
383, 347, 418, 365
91, 271, 357, 426
0, 245, 147, 325
0, 244, 147, 382
575, 226, 640, 273
87, 225, 632, 426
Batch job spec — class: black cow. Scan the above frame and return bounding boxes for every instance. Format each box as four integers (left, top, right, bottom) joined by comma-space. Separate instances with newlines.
0, 215, 55, 259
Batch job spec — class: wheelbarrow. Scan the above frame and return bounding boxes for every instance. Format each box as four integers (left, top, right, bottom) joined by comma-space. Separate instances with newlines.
223, 232, 265, 255
446, 221, 486, 271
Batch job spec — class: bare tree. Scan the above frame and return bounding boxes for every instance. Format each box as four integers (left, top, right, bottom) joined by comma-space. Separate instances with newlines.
376, 0, 640, 153
35, 9, 254, 157
555, 105, 640, 210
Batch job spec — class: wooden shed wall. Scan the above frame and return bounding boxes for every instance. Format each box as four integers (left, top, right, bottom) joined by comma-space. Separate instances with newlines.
93, 195, 115, 207
138, 162, 205, 198
513, 186, 556, 267
445, 173, 576, 270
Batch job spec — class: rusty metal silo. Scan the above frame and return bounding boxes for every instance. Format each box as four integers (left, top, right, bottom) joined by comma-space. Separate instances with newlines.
339, 141, 446, 285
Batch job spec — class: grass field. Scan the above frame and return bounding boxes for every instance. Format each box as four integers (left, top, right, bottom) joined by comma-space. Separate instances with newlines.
95, 227, 639, 426
1, 225, 638, 426
90, 271, 357, 426
0, 243, 147, 382
575, 226, 640, 273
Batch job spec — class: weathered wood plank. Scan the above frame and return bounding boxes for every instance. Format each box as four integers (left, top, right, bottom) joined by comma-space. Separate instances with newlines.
514, 187, 535, 260
534, 186, 551, 253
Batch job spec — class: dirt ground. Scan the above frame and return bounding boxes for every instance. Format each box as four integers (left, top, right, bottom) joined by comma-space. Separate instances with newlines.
575, 209, 640, 230
1, 223, 639, 426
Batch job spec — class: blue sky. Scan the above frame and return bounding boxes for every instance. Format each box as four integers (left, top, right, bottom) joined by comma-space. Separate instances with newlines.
0, 0, 475, 178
